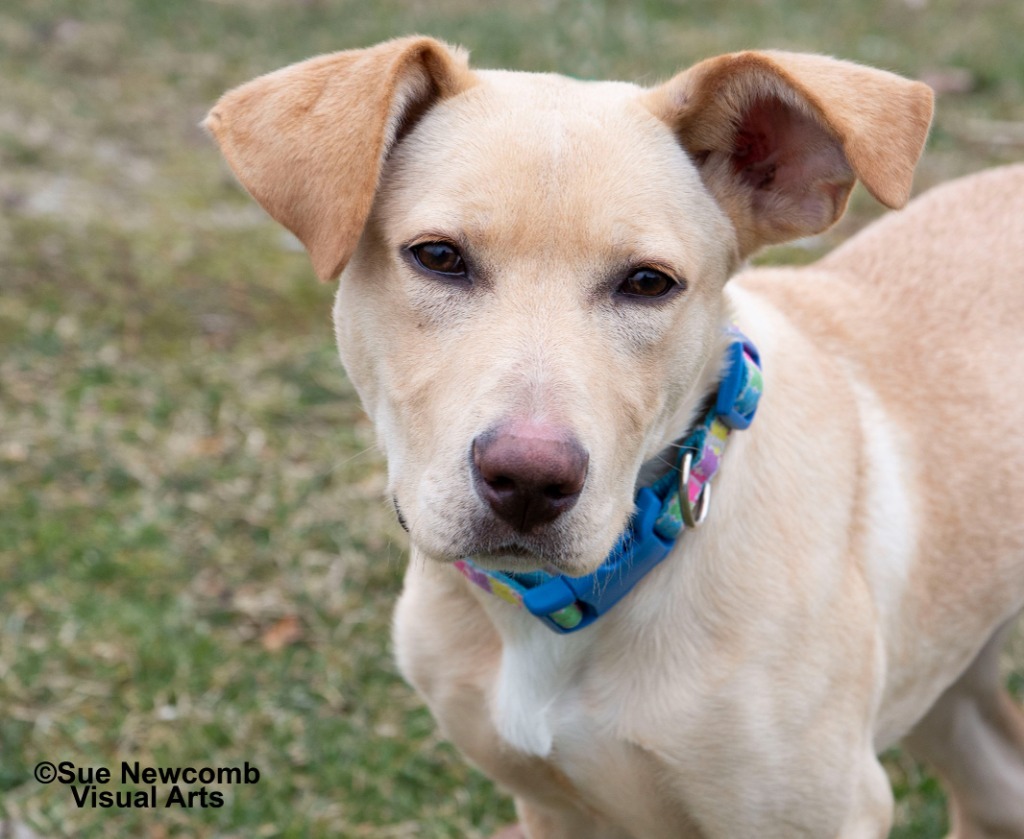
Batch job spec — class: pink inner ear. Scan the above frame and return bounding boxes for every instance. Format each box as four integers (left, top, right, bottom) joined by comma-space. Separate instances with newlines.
731, 97, 849, 199
733, 100, 780, 189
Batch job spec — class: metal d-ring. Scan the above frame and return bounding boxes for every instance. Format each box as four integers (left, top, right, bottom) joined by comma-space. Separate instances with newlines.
678, 451, 712, 528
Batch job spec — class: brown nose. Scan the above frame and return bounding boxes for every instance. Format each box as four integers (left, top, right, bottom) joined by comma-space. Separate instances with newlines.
472, 421, 589, 533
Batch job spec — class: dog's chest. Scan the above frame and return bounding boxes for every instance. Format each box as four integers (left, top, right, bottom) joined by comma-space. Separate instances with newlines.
487, 606, 589, 755
485, 604, 700, 836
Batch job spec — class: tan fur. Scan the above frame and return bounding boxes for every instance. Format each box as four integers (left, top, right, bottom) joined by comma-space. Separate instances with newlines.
207, 38, 1024, 838
642, 51, 933, 257
203, 36, 476, 280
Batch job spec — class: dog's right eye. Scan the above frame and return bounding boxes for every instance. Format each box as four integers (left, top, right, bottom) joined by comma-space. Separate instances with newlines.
409, 242, 467, 277
616, 267, 679, 299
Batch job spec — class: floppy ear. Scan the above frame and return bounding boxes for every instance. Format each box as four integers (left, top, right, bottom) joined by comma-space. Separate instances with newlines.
642, 51, 934, 258
204, 36, 476, 281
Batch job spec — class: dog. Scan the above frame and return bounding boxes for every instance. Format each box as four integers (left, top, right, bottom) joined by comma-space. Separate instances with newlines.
205, 37, 1024, 838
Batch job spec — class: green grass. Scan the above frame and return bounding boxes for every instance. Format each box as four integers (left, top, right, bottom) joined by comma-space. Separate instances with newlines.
1, 0, 1022, 836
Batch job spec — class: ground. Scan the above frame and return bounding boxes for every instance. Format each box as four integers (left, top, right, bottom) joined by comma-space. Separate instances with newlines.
1, 0, 1023, 836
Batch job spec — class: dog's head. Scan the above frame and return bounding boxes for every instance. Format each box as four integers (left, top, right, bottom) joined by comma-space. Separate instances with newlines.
206, 38, 931, 575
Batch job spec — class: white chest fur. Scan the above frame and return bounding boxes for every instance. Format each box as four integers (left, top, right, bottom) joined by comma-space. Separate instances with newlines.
478, 595, 596, 757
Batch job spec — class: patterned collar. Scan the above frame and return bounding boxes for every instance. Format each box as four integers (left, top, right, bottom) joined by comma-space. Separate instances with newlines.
454, 329, 763, 634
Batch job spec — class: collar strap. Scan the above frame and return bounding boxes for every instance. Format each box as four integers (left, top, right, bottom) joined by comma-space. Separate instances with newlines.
455, 329, 763, 634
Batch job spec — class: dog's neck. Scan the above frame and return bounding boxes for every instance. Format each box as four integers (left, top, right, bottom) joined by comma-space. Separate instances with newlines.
636, 320, 737, 489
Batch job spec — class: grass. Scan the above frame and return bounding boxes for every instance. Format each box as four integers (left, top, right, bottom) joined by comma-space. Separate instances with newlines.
1, 0, 1022, 836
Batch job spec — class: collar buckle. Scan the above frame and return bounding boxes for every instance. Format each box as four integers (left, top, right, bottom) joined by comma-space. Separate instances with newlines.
678, 451, 712, 528
521, 486, 674, 633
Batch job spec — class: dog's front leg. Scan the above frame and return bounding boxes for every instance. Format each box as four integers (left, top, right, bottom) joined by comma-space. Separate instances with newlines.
503, 754, 892, 839
394, 559, 635, 837
513, 798, 634, 839
393, 563, 630, 837
832, 749, 895, 839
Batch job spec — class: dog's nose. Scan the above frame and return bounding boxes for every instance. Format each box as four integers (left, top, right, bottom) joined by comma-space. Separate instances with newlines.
472, 421, 589, 533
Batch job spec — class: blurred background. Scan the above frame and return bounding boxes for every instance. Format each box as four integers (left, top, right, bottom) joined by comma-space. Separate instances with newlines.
1, 0, 1022, 836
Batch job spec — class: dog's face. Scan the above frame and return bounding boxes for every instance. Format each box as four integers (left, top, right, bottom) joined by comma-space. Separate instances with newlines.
206, 38, 932, 574
336, 75, 735, 573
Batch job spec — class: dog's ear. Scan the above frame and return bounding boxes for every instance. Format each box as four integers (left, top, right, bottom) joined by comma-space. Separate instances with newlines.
642, 51, 934, 257
204, 37, 475, 281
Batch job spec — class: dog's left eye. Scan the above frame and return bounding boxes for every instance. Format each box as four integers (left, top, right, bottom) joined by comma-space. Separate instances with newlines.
616, 268, 680, 299
410, 242, 467, 277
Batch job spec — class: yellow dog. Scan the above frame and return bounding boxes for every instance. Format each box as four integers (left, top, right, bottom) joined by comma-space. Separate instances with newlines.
208, 38, 1024, 837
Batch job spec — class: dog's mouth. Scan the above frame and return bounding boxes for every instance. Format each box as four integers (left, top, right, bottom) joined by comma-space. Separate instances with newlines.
479, 544, 533, 558
409, 510, 611, 574
468, 543, 557, 573
392, 469, 630, 576
450, 520, 618, 576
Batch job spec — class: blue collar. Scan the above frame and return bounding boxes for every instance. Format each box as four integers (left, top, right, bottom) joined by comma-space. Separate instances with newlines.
454, 330, 763, 634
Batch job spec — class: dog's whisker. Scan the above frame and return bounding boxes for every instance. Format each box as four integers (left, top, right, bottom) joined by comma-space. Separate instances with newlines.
326, 444, 378, 474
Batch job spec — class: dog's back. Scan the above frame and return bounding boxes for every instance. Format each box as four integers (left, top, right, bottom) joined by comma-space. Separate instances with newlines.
736, 165, 1024, 743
